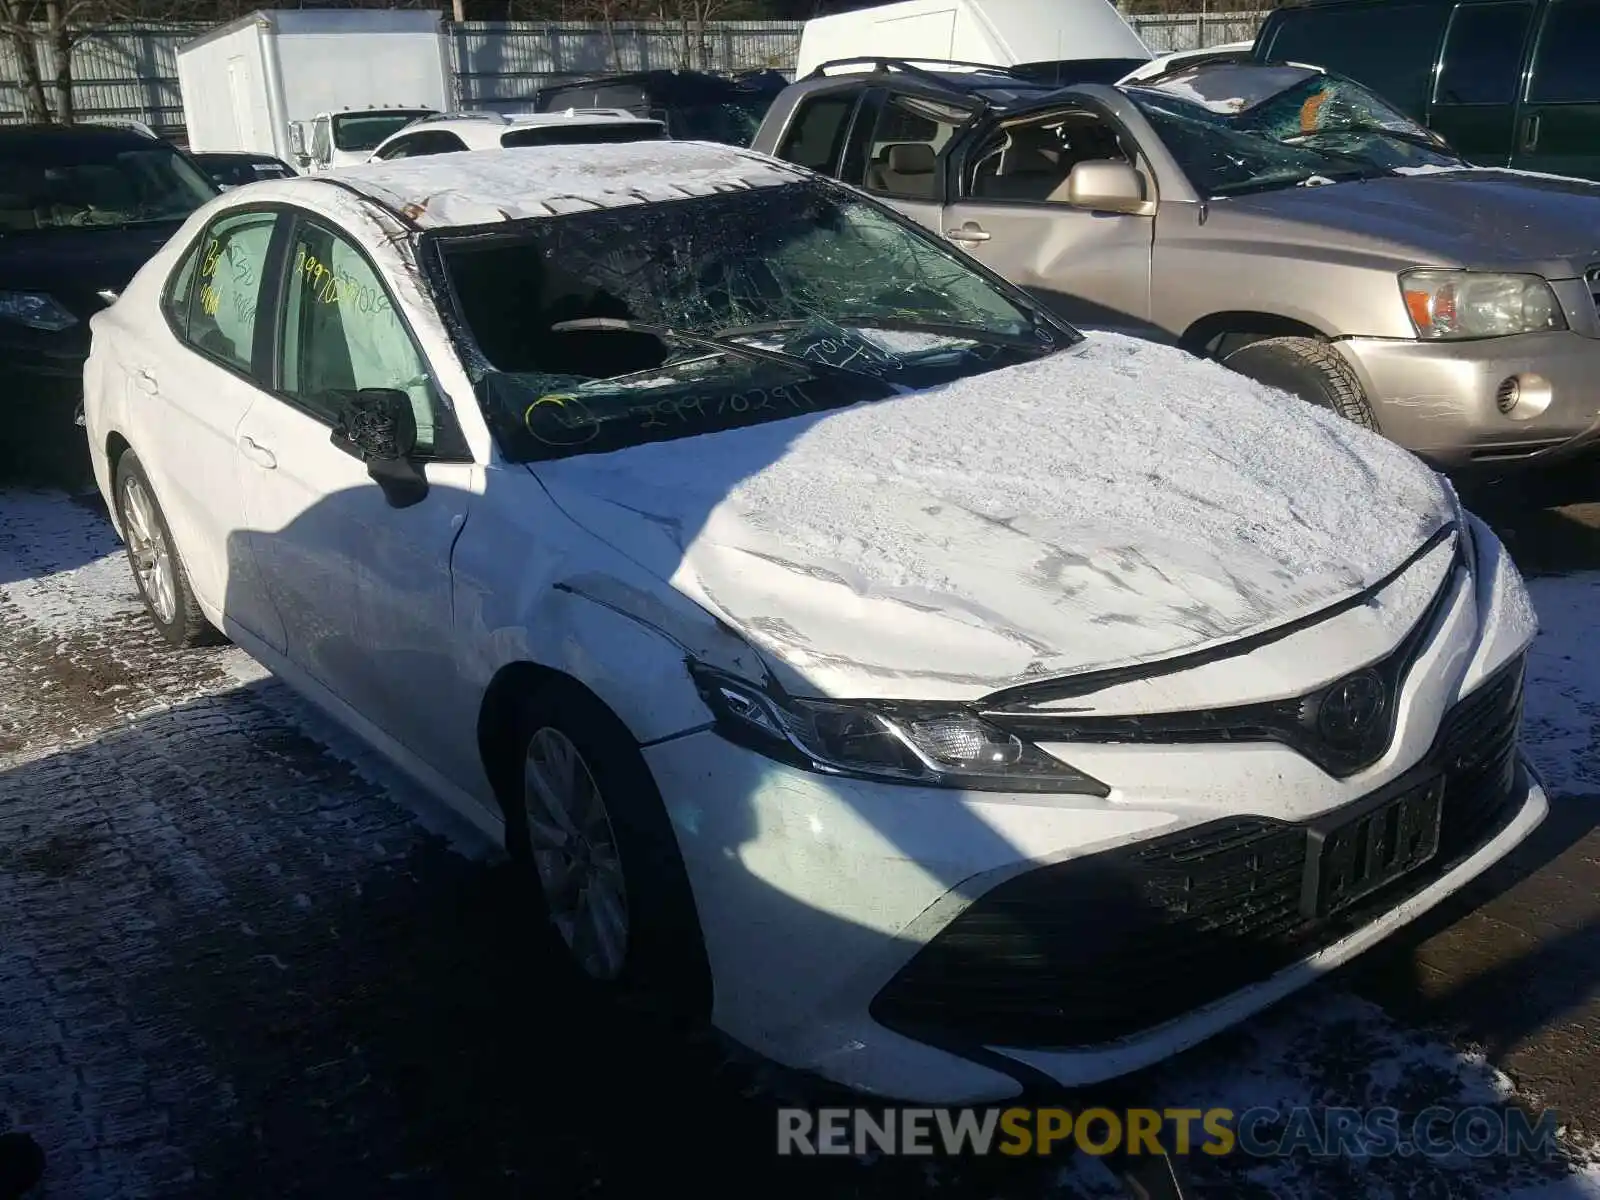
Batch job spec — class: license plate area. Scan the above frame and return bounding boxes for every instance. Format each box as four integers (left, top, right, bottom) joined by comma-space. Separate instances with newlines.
1300, 778, 1444, 919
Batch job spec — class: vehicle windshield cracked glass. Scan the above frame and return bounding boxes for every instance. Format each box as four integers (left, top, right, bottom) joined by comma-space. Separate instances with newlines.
434, 180, 1074, 461
1127, 70, 1464, 197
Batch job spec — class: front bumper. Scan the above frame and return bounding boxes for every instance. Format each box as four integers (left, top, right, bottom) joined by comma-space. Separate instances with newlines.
641, 522, 1544, 1103
1334, 330, 1600, 472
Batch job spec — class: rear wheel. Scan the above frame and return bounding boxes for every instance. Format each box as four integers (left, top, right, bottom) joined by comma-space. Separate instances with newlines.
114, 451, 220, 648
494, 678, 711, 1022
1222, 335, 1380, 431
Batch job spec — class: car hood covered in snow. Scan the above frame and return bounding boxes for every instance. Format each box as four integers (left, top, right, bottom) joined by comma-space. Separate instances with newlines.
529, 333, 1452, 700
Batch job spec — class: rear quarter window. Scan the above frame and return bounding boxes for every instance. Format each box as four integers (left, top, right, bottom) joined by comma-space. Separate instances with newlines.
1259, 3, 1451, 116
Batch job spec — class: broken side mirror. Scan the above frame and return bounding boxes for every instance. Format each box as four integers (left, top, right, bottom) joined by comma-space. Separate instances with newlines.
1065, 160, 1152, 215
331, 388, 428, 508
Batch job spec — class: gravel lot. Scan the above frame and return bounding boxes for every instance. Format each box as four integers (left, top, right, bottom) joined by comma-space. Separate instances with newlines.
2, 484, 1598, 1200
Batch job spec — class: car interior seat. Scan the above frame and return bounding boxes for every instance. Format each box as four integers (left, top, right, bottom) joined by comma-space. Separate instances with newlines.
866, 142, 937, 198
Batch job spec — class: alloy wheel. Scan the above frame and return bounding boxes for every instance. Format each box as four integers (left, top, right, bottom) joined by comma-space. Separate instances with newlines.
120, 475, 177, 625
523, 726, 630, 981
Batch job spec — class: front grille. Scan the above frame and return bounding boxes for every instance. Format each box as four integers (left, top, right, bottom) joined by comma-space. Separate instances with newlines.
869, 657, 1526, 1049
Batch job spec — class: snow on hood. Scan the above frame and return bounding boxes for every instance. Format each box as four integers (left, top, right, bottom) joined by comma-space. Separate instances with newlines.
531, 333, 1451, 701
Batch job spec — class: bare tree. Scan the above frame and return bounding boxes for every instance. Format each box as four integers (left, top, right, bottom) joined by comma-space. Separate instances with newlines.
0, 0, 50, 121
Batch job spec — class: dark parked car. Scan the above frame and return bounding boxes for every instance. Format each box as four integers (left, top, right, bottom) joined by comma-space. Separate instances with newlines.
191, 151, 297, 189
0, 124, 218, 484
1256, 0, 1600, 180
531, 69, 785, 146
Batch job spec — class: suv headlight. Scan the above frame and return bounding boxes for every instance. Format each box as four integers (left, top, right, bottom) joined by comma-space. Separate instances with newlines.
0, 291, 78, 332
690, 664, 1109, 795
1400, 270, 1566, 340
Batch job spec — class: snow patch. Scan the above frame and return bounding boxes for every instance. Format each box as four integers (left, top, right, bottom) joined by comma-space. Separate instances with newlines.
301, 140, 804, 228
1523, 573, 1600, 795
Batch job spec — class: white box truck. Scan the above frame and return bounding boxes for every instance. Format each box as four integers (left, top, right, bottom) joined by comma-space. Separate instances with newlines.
794, 0, 1152, 79
177, 9, 452, 172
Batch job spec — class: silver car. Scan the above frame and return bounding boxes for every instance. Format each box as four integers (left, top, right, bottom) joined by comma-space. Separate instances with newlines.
751, 58, 1600, 474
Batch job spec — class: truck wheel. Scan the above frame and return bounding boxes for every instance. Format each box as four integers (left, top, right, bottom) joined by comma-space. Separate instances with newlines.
494, 676, 712, 1024
1222, 336, 1380, 431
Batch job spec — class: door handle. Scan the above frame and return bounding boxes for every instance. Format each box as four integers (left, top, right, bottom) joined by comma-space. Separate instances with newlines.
238, 435, 277, 469
1520, 113, 1541, 153
945, 225, 991, 243
133, 369, 158, 395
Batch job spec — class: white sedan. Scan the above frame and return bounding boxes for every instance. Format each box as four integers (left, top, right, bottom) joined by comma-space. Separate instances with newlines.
82, 141, 1546, 1105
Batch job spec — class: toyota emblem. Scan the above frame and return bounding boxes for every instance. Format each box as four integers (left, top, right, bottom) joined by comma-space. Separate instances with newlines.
1317, 670, 1388, 747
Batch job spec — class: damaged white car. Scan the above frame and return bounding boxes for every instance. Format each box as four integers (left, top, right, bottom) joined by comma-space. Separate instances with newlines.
81, 141, 1546, 1104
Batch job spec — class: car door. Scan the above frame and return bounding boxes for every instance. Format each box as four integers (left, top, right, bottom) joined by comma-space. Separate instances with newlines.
1429, 0, 1537, 166
235, 209, 477, 773
1513, 0, 1600, 180
135, 207, 288, 652
938, 104, 1159, 336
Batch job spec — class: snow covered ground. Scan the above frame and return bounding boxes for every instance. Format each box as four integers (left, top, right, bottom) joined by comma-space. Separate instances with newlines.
1, 486, 1597, 1198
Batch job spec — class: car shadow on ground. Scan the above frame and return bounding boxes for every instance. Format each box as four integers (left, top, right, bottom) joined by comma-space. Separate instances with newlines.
0, 675, 1591, 1199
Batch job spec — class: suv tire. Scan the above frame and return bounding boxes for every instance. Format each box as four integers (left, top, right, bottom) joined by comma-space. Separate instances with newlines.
1222, 336, 1379, 431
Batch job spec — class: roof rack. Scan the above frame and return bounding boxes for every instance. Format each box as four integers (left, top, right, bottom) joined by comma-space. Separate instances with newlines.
806, 56, 1028, 86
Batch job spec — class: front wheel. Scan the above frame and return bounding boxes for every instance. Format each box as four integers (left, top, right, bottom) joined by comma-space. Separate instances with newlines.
495, 678, 712, 1022
114, 451, 220, 648
1222, 336, 1380, 431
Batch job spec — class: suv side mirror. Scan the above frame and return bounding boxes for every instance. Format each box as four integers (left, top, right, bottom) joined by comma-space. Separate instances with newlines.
1065, 160, 1150, 215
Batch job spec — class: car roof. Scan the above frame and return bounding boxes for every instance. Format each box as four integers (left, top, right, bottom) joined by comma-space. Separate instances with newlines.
277, 140, 804, 229
0, 123, 163, 152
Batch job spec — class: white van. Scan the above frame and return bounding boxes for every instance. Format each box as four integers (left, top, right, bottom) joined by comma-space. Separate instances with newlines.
794, 0, 1152, 79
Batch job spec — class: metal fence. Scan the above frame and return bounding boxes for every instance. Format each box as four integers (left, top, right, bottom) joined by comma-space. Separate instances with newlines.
1125, 10, 1271, 53
0, 9, 1269, 134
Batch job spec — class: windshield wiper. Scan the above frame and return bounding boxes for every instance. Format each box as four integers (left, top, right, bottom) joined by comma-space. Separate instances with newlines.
717, 314, 1055, 351
548, 317, 901, 393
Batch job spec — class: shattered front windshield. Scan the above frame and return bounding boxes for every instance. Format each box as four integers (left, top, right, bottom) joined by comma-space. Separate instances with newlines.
435, 180, 1073, 462
1126, 68, 1464, 196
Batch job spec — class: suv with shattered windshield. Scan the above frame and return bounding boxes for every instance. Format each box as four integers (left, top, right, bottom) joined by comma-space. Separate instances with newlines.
753, 57, 1600, 475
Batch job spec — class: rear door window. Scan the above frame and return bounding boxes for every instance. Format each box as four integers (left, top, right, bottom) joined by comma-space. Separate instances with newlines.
1528, 0, 1600, 102
182, 210, 278, 374
1260, 3, 1451, 115
776, 93, 859, 175
1435, 2, 1536, 105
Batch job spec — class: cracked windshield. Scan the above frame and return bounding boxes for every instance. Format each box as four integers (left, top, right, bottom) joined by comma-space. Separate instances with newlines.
1127, 67, 1464, 197
0, 143, 215, 230
438, 180, 1073, 460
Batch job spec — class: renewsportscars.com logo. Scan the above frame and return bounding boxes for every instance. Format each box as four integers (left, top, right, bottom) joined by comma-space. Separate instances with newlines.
777, 1106, 1562, 1159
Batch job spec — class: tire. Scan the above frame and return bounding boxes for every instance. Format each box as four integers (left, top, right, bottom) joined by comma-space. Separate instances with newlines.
1222, 336, 1380, 431
113, 451, 221, 648
494, 677, 712, 1023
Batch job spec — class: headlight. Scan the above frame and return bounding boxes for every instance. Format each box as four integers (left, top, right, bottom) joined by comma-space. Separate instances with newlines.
1400, 270, 1566, 340
690, 664, 1109, 795
0, 291, 78, 332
